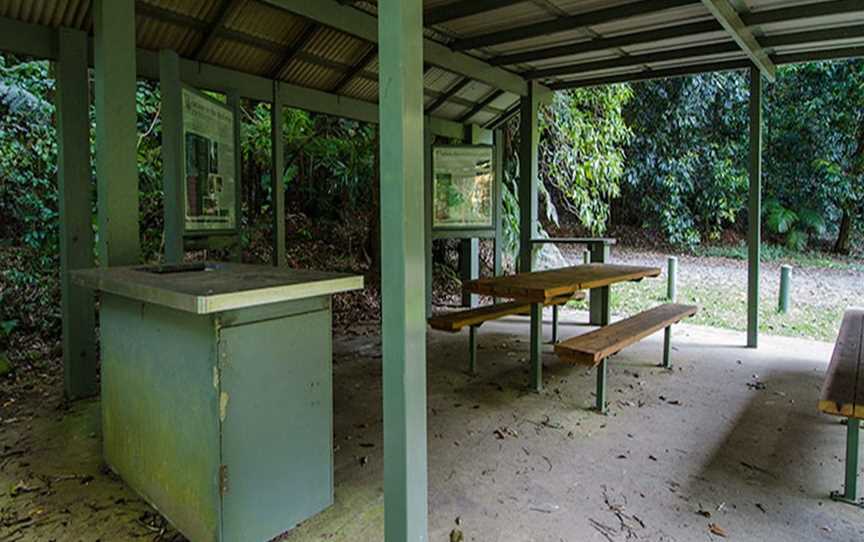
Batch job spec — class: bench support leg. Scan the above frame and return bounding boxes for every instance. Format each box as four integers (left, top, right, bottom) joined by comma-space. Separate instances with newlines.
551, 305, 559, 344
530, 303, 542, 392
595, 359, 607, 414
662, 326, 672, 369
468, 325, 478, 375
832, 419, 863, 506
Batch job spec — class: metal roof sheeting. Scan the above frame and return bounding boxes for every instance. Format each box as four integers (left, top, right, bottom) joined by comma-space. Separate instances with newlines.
1, 0, 863, 126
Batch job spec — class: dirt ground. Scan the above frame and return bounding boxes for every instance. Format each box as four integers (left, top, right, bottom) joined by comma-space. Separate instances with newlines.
2, 307, 862, 541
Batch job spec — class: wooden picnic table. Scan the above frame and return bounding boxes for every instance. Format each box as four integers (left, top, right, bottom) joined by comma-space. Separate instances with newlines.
463, 263, 661, 391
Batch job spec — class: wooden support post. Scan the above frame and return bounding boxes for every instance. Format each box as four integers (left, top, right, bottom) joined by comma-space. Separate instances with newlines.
379, 0, 429, 539
271, 81, 286, 266
57, 28, 97, 400
747, 65, 762, 348
160, 50, 184, 263
94, 0, 140, 266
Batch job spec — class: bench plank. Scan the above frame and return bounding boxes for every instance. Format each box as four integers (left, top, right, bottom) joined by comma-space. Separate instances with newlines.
555, 303, 698, 366
428, 293, 583, 333
819, 309, 864, 419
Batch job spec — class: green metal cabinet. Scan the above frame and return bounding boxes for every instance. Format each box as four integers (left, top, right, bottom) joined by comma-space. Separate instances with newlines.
100, 294, 334, 541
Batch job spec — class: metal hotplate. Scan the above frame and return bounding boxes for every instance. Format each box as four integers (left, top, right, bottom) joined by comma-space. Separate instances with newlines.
71, 262, 364, 314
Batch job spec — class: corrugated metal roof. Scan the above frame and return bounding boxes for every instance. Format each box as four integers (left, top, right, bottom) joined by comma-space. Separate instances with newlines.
1, 0, 863, 126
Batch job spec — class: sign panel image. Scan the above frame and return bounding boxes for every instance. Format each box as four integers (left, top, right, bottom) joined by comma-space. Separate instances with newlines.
182, 88, 237, 234
432, 145, 495, 230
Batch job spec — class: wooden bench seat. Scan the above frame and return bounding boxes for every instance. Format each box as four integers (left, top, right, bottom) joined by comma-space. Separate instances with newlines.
555, 303, 698, 366
428, 293, 581, 332
554, 303, 697, 413
818, 308, 864, 506
428, 292, 585, 374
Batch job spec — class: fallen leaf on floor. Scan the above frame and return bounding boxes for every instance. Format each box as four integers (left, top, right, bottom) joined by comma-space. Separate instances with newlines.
697, 509, 712, 518
450, 528, 464, 542
709, 523, 728, 537
494, 426, 518, 439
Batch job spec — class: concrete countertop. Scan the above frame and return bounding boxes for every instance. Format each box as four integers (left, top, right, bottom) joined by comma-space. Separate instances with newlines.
71, 262, 364, 315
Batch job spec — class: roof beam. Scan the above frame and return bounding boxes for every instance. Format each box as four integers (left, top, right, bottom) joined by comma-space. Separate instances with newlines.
490, 20, 721, 66
425, 77, 470, 114
424, 0, 526, 27
701, 0, 775, 81
742, 0, 862, 26
458, 89, 505, 123
484, 102, 521, 131
192, 0, 238, 60
550, 59, 751, 90
452, 0, 698, 51
260, 0, 543, 97
270, 21, 320, 78
331, 45, 377, 93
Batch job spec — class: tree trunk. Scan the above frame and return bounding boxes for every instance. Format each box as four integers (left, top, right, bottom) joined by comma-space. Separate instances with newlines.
834, 207, 853, 255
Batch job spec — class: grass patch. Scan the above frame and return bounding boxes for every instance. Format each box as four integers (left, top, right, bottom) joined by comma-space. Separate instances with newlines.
567, 278, 842, 342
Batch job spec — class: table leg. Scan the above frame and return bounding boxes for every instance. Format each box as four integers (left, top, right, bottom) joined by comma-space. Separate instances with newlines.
588, 243, 611, 325
530, 303, 542, 392
551, 305, 559, 344
596, 359, 607, 413
468, 325, 478, 375
833, 419, 863, 506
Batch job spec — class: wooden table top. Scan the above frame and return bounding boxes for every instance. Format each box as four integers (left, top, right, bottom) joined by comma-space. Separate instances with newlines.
463, 264, 661, 303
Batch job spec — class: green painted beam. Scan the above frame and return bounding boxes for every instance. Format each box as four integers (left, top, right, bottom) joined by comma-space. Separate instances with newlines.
701, 0, 776, 81
0, 17, 55, 58
452, 0, 697, 51
159, 50, 185, 264
260, 0, 541, 97
550, 59, 751, 90
272, 81, 287, 266
458, 90, 505, 124
424, 0, 526, 26
192, 0, 238, 60
425, 77, 470, 115
747, 66, 762, 348
94, 0, 141, 266
56, 28, 97, 400
331, 45, 378, 94
378, 0, 429, 539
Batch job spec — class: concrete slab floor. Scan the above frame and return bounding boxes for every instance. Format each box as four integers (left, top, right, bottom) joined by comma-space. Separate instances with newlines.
1, 307, 862, 541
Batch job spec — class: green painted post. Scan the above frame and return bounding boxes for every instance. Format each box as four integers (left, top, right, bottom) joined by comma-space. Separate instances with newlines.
589, 243, 611, 325
779, 265, 791, 314
94, 0, 140, 267
530, 303, 543, 392
271, 81, 286, 266
596, 359, 607, 413
583, 250, 590, 265
747, 66, 762, 348
460, 239, 479, 307
468, 326, 478, 375
159, 50, 184, 264
667, 256, 678, 302
493, 129, 504, 278
662, 328, 672, 369
519, 83, 542, 392
378, 0, 429, 539
551, 305, 559, 344
57, 28, 97, 400
832, 419, 862, 506
424, 124, 434, 319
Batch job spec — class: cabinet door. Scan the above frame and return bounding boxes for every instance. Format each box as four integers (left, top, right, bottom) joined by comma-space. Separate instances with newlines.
218, 308, 332, 541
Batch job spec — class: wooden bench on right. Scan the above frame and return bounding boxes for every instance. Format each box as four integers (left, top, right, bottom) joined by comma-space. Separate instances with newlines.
555, 303, 698, 413
818, 308, 864, 506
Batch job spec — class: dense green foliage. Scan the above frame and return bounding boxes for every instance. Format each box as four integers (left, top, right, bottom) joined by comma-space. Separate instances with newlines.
622, 60, 864, 251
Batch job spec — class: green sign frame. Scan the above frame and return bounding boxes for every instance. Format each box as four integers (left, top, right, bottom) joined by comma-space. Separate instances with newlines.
431, 144, 497, 238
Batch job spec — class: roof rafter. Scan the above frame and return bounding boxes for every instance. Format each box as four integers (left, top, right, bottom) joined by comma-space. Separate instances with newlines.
701, 0, 775, 81
425, 77, 470, 114
452, 0, 698, 52
331, 45, 377, 93
192, 0, 239, 60
458, 89, 505, 124
260, 0, 545, 97
424, 0, 526, 27
270, 21, 320, 79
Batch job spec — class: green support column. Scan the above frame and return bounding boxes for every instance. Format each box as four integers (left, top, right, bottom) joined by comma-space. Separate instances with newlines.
379, 0, 429, 539
832, 419, 862, 506
588, 243, 611, 326
159, 50, 184, 264
519, 82, 542, 392
493, 129, 504, 278
747, 66, 762, 348
94, 0, 140, 266
459, 240, 479, 307
271, 81, 286, 266
424, 124, 434, 319
57, 28, 97, 400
